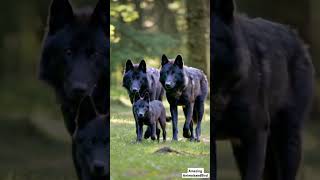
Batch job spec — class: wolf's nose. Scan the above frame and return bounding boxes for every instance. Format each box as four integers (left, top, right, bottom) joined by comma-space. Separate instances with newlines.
131, 87, 139, 93
138, 113, 144, 118
72, 82, 88, 95
93, 161, 106, 175
165, 82, 172, 89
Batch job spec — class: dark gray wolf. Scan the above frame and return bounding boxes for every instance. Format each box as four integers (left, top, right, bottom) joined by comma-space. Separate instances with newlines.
123, 59, 165, 139
73, 97, 109, 180
39, 0, 109, 135
212, 0, 314, 180
133, 93, 167, 142
123, 59, 164, 103
160, 54, 208, 141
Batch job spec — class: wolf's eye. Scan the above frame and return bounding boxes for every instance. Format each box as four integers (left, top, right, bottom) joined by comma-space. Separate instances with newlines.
87, 48, 100, 58
65, 48, 72, 57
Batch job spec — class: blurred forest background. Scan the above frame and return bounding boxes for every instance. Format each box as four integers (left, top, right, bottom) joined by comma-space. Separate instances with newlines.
110, 0, 210, 86
0, 0, 318, 179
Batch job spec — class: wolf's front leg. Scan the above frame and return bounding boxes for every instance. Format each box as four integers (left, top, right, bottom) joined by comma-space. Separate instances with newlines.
243, 132, 268, 180
183, 103, 194, 139
151, 121, 157, 141
170, 104, 178, 140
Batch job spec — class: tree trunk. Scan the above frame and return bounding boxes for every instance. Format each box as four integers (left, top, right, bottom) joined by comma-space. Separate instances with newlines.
154, 0, 179, 36
133, 0, 144, 30
186, 0, 210, 76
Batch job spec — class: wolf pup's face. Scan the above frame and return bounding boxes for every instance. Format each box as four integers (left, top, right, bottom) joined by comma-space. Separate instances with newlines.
133, 94, 150, 119
160, 54, 185, 91
74, 116, 109, 178
212, 0, 241, 110
40, 0, 108, 101
123, 60, 148, 95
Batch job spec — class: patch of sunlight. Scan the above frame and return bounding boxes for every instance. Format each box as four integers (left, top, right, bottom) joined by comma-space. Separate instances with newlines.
119, 95, 132, 107
111, 118, 135, 125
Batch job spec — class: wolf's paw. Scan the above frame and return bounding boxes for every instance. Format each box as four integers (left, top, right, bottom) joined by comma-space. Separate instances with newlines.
183, 128, 191, 138
172, 135, 178, 141
144, 128, 151, 139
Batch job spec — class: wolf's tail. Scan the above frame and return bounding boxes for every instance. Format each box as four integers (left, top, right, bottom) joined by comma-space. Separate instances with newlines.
166, 116, 172, 122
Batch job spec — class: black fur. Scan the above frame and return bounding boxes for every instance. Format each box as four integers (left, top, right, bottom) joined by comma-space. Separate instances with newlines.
212, 0, 314, 179
123, 60, 165, 139
73, 97, 109, 180
133, 94, 167, 142
39, 0, 109, 135
160, 54, 208, 141
123, 59, 164, 103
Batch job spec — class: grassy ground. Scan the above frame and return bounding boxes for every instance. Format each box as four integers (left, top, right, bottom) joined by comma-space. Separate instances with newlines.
110, 86, 210, 180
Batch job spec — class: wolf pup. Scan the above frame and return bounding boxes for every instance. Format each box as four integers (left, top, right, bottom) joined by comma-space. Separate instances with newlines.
39, 0, 109, 135
73, 96, 109, 180
133, 93, 167, 142
160, 54, 208, 141
212, 0, 314, 179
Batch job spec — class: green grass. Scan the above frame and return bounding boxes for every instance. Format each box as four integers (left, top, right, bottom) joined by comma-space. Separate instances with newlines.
110, 87, 210, 180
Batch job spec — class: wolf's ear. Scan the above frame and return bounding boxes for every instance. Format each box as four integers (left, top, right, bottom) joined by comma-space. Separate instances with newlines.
91, 0, 108, 35
214, 0, 235, 24
48, 0, 74, 35
133, 92, 140, 102
76, 97, 97, 129
139, 60, 147, 73
174, 55, 184, 69
125, 60, 134, 72
161, 54, 169, 66
142, 92, 150, 102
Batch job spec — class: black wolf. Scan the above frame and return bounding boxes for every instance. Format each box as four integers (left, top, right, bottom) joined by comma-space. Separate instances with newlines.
212, 0, 314, 180
133, 93, 167, 142
123, 59, 165, 139
73, 97, 109, 180
160, 55, 208, 141
39, 0, 109, 135
123, 59, 164, 103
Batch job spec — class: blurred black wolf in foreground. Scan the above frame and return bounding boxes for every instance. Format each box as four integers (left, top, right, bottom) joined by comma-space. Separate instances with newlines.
39, 0, 109, 135
160, 55, 208, 141
73, 97, 109, 180
212, 0, 314, 180
39, 0, 109, 179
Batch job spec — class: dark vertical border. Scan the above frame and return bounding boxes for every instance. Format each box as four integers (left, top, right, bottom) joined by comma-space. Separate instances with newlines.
105, 0, 111, 178
210, 0, 217, 180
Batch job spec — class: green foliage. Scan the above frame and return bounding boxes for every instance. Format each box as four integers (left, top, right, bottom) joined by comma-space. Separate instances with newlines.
110, 0, 179, 73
